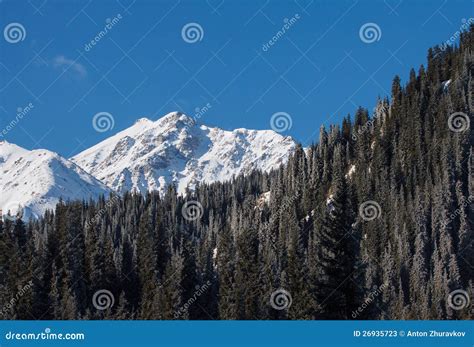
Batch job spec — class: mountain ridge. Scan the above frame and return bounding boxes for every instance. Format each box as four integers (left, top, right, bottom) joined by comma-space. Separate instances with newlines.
70, 111, 297, 195
0, 140, 111, 219
1, 113, 297, 218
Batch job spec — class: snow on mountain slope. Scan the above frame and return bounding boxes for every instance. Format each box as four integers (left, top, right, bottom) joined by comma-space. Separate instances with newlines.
0, 141, 111, 219
71, 112, 297, 195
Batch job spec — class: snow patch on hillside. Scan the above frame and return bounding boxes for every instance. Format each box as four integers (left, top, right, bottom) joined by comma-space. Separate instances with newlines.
345, 164, 356, 179
442, 79, 452, 91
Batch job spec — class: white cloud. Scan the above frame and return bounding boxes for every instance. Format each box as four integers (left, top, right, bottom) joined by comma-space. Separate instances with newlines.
52, 55, 87, 78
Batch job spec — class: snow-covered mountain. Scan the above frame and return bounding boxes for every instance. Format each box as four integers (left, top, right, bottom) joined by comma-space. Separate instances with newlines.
0, 141, 111, 219
71, 112, 297, 195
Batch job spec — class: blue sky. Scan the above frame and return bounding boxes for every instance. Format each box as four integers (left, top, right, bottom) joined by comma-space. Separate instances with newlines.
0, 0, 471, 157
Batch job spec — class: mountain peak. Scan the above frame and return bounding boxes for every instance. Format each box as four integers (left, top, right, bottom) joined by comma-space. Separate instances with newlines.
71, 113, 297, 196
158, 111, 195, 127
134, 117, 152, 124
0, 140, 28, 157
0, 141, 110, 219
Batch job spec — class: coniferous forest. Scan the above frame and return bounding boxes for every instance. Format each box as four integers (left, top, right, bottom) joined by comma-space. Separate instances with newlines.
0, 27, 473, 320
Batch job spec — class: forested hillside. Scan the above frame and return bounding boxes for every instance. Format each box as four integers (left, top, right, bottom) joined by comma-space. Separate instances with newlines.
0, 27, 473, 320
